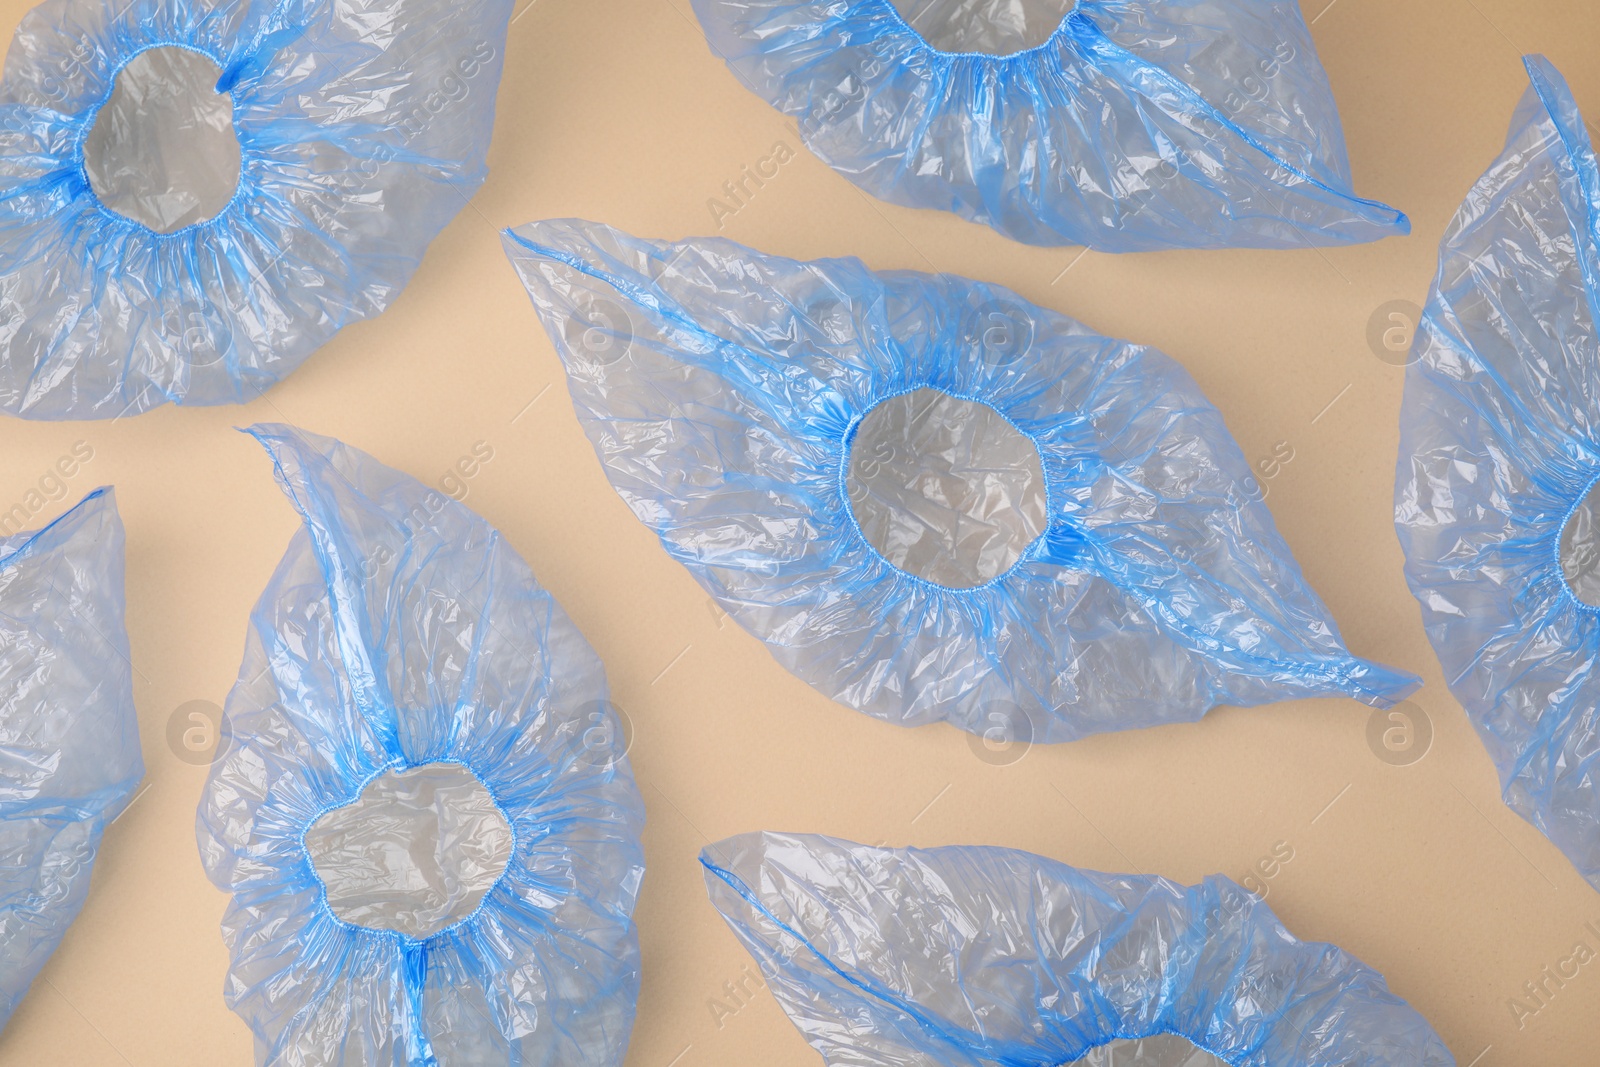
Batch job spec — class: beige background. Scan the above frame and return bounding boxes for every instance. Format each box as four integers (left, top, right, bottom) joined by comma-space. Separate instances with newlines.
0, 0, 1597, 1062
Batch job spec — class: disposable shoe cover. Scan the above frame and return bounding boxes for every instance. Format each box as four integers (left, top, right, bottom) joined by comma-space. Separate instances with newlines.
1395, 56, 1600, 893
689, 0, 1408, 250
702, 832, 1454, 1066
196, 424, 645, 1066
0, 488, 143, 1032
504, 218, 1419, 745
0, 0, 512, 418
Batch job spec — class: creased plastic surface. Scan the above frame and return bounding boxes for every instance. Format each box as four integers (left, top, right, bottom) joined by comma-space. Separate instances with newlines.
1395, 56, 1600, 892
701, 832, 1454, 1067
689, 0, 1408, 250
847, 387, 1049, 589
0, 0, 512, 419
302, 762, 514, 942
82, 45, 241, 234
195, 425, 645, 1066
504, 219, 1418, 744
0, 488, 144, 1032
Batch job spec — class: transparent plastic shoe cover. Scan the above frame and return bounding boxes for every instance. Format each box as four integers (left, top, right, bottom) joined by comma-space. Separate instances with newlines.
1395, 56, 1600, 893
0, 487, 144, 1031
688, 0, 1408, 251
503, 218, 1419, 745
195, 424, 645, 1065
0, 0, 513, 419
702, 833, 1454, 1066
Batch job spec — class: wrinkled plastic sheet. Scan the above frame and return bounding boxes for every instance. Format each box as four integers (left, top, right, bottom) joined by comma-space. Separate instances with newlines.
1395, 55, 1600, 892
0, 0, 513, 418
504, 218, 1418, 745
690, 0, 1408, 250
82, 45, 241, 234
196, 424, 645, 1066
302, 762, 514, 942
702, 833, 1454, 1067
0, 488, 144, 1031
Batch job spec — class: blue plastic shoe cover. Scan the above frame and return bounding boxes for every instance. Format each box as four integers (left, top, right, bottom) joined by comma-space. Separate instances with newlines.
1396, 56, 1600, 892
0, 487, 144, 1031
702, 832, 1454, 1066
688, 0, 1408, 251
503, 218, 1419, 744
0, 0, 513, 419
195, 424, 645, 1065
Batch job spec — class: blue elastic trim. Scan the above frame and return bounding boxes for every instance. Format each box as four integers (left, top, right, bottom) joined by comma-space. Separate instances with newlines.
297, 756, 521, 949
0, 486, 111, 573
870, 0, 1078, 62
837, 384, 1065, 596
847, 0, 1404, 227
1551, 471, 1600, 616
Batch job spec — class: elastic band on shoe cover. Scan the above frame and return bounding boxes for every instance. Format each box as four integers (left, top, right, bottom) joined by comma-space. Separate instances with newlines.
689, 0, 1408, 250
701, 833, 1454, 1067
0, 488, 144, 1032
0, 0, 513, 418
196, 424, 645, 1066
1396, 55, 1600, 893
503, 218, 1419, 745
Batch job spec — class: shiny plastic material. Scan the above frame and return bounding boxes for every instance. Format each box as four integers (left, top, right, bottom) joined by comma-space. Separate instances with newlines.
702, 832, 1454, 1066
689, 0, 1408, 251
82, 45, 241, 234
0, 488, 144, 1032
848, 387, 1048, 589
196, 424, 645, 1066
302, 763, 515, 942
505, 219, 1419, 744
1395, 56, 1600, 892
0, 0, 513, 419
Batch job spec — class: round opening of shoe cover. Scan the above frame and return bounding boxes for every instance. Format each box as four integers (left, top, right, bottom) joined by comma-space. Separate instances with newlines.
1396, 55, 1600, 893
196, 424, 645, 1065
0, 0, 512, 419
702, 833, 1454, 1066
846, 387, 1049, 589
82, 45, 241, 233
688, 0, 1409, 250
504, 218, 1418, 746
886, 0, 1079, 56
